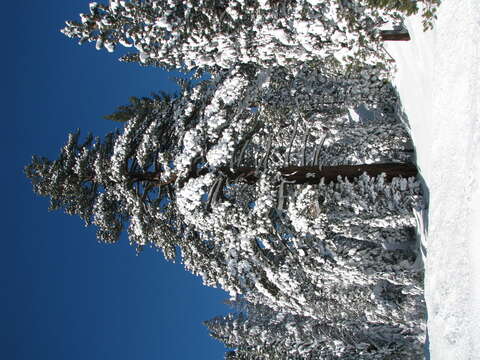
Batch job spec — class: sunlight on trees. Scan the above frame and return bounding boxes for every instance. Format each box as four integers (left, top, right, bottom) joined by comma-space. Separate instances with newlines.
25, 0, 437, 357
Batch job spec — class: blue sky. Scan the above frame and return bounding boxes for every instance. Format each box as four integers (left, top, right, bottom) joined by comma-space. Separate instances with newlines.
2, 1, 230, 359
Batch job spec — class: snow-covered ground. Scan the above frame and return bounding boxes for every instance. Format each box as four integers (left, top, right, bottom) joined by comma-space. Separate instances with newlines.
385, 1, 480, 358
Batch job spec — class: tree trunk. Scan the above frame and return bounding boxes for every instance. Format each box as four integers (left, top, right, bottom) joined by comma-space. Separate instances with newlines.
222, 163, 418, 185
380, 30, 411, 41
134, 163, 417, 187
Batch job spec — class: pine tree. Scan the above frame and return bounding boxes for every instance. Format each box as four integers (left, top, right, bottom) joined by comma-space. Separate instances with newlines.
206, 298, 425, 359
62, 0, 401, 75
26, 72, 423, 330
25, 94, 183, 259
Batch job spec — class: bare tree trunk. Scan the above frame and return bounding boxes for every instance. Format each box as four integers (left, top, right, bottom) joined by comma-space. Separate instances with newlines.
141, 163, 417, 187
223, 163, 418, 185
380, 30, 411, 41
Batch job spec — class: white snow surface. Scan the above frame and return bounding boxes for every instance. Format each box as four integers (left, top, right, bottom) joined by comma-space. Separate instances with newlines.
385, 1, 480, 358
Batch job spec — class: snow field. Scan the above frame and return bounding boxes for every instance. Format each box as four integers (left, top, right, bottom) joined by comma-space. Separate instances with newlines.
385, 1, 480, 358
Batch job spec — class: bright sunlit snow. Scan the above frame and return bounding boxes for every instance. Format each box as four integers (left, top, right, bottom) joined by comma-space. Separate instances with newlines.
385, 1, 480, 358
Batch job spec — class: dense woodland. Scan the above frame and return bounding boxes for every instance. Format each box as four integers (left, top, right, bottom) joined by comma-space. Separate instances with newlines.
26, 1, 440, 358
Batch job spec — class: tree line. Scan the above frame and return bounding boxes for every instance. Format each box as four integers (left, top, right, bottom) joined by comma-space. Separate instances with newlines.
26, 1, 439, 358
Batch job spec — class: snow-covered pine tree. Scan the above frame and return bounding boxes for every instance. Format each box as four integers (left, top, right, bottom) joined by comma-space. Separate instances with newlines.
170, 66, 425, 347
62, 0, 401, 75
24, 93, 185, 259
26, 69, 424, 356
206, 299, 425, 359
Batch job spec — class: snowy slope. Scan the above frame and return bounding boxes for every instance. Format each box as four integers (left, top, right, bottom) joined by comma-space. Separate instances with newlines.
385, 1, 480, 358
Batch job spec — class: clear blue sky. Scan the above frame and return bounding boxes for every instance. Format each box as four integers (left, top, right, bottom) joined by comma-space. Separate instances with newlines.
2, 1, 230, 359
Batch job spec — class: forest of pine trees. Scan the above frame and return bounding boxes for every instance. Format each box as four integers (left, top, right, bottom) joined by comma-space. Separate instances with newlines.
26, 1, 441, 358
